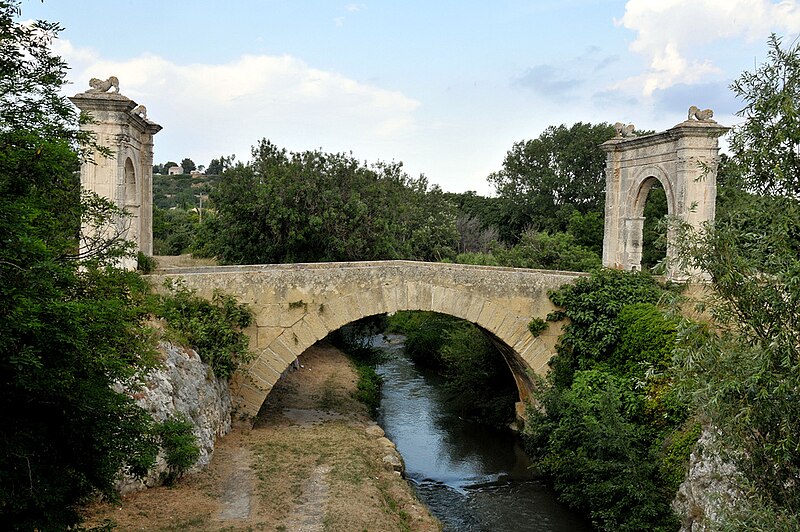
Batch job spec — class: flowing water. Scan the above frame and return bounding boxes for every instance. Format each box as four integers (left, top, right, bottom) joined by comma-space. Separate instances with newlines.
373, 334, 591, 532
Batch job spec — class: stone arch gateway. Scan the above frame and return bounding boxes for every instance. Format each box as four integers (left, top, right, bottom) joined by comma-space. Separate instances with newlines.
148, 262, 585, 419
601, 116, 728, 278
70, 79, 161, 269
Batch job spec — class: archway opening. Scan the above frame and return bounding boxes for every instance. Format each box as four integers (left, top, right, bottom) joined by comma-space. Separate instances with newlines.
251, 312, 587, 530
641, 181, 668, 271
631, 176, 671, 272
124, 157, 137, 205
328, 312, 521, 427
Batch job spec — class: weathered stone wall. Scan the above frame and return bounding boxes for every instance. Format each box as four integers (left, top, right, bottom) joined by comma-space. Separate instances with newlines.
70, 81, 161, 267
148, 261, 585, 418
601, 119, 727, 278
116, 342, 231, 494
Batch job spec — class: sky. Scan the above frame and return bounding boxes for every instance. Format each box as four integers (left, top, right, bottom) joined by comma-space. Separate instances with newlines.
23, 0, 800, 195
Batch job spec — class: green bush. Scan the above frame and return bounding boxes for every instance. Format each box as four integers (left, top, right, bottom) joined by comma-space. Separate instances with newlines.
396, 312, 454, 367
157, 280, 253, 379
529, 370, 678, 532
353, 363, 382, 416
388, 311, 518, 426
156, 414, 200, 485
527, 317, 547, 337
455, 230, 601, 272
152, 206, 200, 256
523, 269, 690, 531
329, 317, 385, 416
546, 269, 667, 388
136, 251, 158, 273
438, 321, 517, 425
657, 422, 701, 494
453, 251, 500, 266
612, 303, 677, 380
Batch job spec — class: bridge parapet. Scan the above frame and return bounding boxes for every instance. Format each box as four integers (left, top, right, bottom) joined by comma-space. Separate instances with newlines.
148, 261, 585, 418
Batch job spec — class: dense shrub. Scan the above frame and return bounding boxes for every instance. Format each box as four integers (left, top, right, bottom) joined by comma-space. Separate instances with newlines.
152, 206, 199, 256
136, 251, 158, 273
329, 317, 385, 416
156, 280, 253, 380
156, 414, 200, 485
528, 370, 676, 531
390, 311, 452, 367
546, 268, 667, 388
524, 270, 692, 531
438, 321, 517, 423
456, 230, 600, 272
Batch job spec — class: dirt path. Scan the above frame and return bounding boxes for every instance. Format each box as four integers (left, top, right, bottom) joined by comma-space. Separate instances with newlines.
82, 342, 440, 531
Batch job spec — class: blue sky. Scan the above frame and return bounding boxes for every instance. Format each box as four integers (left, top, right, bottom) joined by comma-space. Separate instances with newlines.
24, 0, 800, 194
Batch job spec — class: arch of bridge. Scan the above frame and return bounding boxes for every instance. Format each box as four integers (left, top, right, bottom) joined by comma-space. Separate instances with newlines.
148, 261, 584, 418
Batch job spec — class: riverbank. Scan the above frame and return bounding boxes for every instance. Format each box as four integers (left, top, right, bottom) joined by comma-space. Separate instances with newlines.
82, 342, 440, 531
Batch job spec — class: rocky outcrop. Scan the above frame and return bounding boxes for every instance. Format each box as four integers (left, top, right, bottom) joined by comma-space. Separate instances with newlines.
673, 428, 742, 531
116, 342, 232, 493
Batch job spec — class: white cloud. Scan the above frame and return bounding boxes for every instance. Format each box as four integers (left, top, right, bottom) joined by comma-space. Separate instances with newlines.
57, 39, 420, 167
618, 0, 800, 95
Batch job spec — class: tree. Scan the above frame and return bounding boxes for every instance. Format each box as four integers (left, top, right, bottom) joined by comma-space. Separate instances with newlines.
524, 271, 685, 531
674, 34, 800, 528
0, 3, 159, 527
444, 190, 505, 238
206, 154, 235, 175
488, 122, 616, 243
729, 35, 800, 196
200, 139, 458, 264
455, 214, 499, 253
162, 160, 178, 173
180, 157, 196, 173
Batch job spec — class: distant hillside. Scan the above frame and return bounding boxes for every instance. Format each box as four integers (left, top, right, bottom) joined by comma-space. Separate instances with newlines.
153, 173, 223, 210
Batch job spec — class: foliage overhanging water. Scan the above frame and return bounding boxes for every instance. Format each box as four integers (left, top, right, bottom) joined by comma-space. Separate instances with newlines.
372, 334, 590, 531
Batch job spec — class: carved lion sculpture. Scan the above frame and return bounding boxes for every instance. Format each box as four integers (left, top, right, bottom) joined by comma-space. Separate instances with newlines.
85, 76, 120, 94
132, 104, 147, 119
688, 106, 714, 122
614, 122, 636, 138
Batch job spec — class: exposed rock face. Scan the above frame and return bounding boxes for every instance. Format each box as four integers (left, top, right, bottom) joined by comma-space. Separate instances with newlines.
673, 428, 742, 531
116, 342, 232, 493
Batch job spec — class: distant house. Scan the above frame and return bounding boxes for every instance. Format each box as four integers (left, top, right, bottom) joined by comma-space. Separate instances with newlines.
167, 165, 182, 175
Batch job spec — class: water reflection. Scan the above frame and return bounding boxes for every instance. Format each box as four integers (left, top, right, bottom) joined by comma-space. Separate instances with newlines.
373, 334, 590, 532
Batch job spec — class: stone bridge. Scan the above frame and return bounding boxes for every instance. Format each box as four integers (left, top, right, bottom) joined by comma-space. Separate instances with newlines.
148, 261, 585, 418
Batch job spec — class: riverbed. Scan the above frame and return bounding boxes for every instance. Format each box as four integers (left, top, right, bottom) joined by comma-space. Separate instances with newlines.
373, 334, 590, 532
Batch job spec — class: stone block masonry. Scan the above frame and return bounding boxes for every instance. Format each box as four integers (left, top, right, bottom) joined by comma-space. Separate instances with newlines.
148, 260, 586, 419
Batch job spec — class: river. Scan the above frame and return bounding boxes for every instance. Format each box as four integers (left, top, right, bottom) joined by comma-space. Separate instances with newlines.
372, 334, 591, 532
